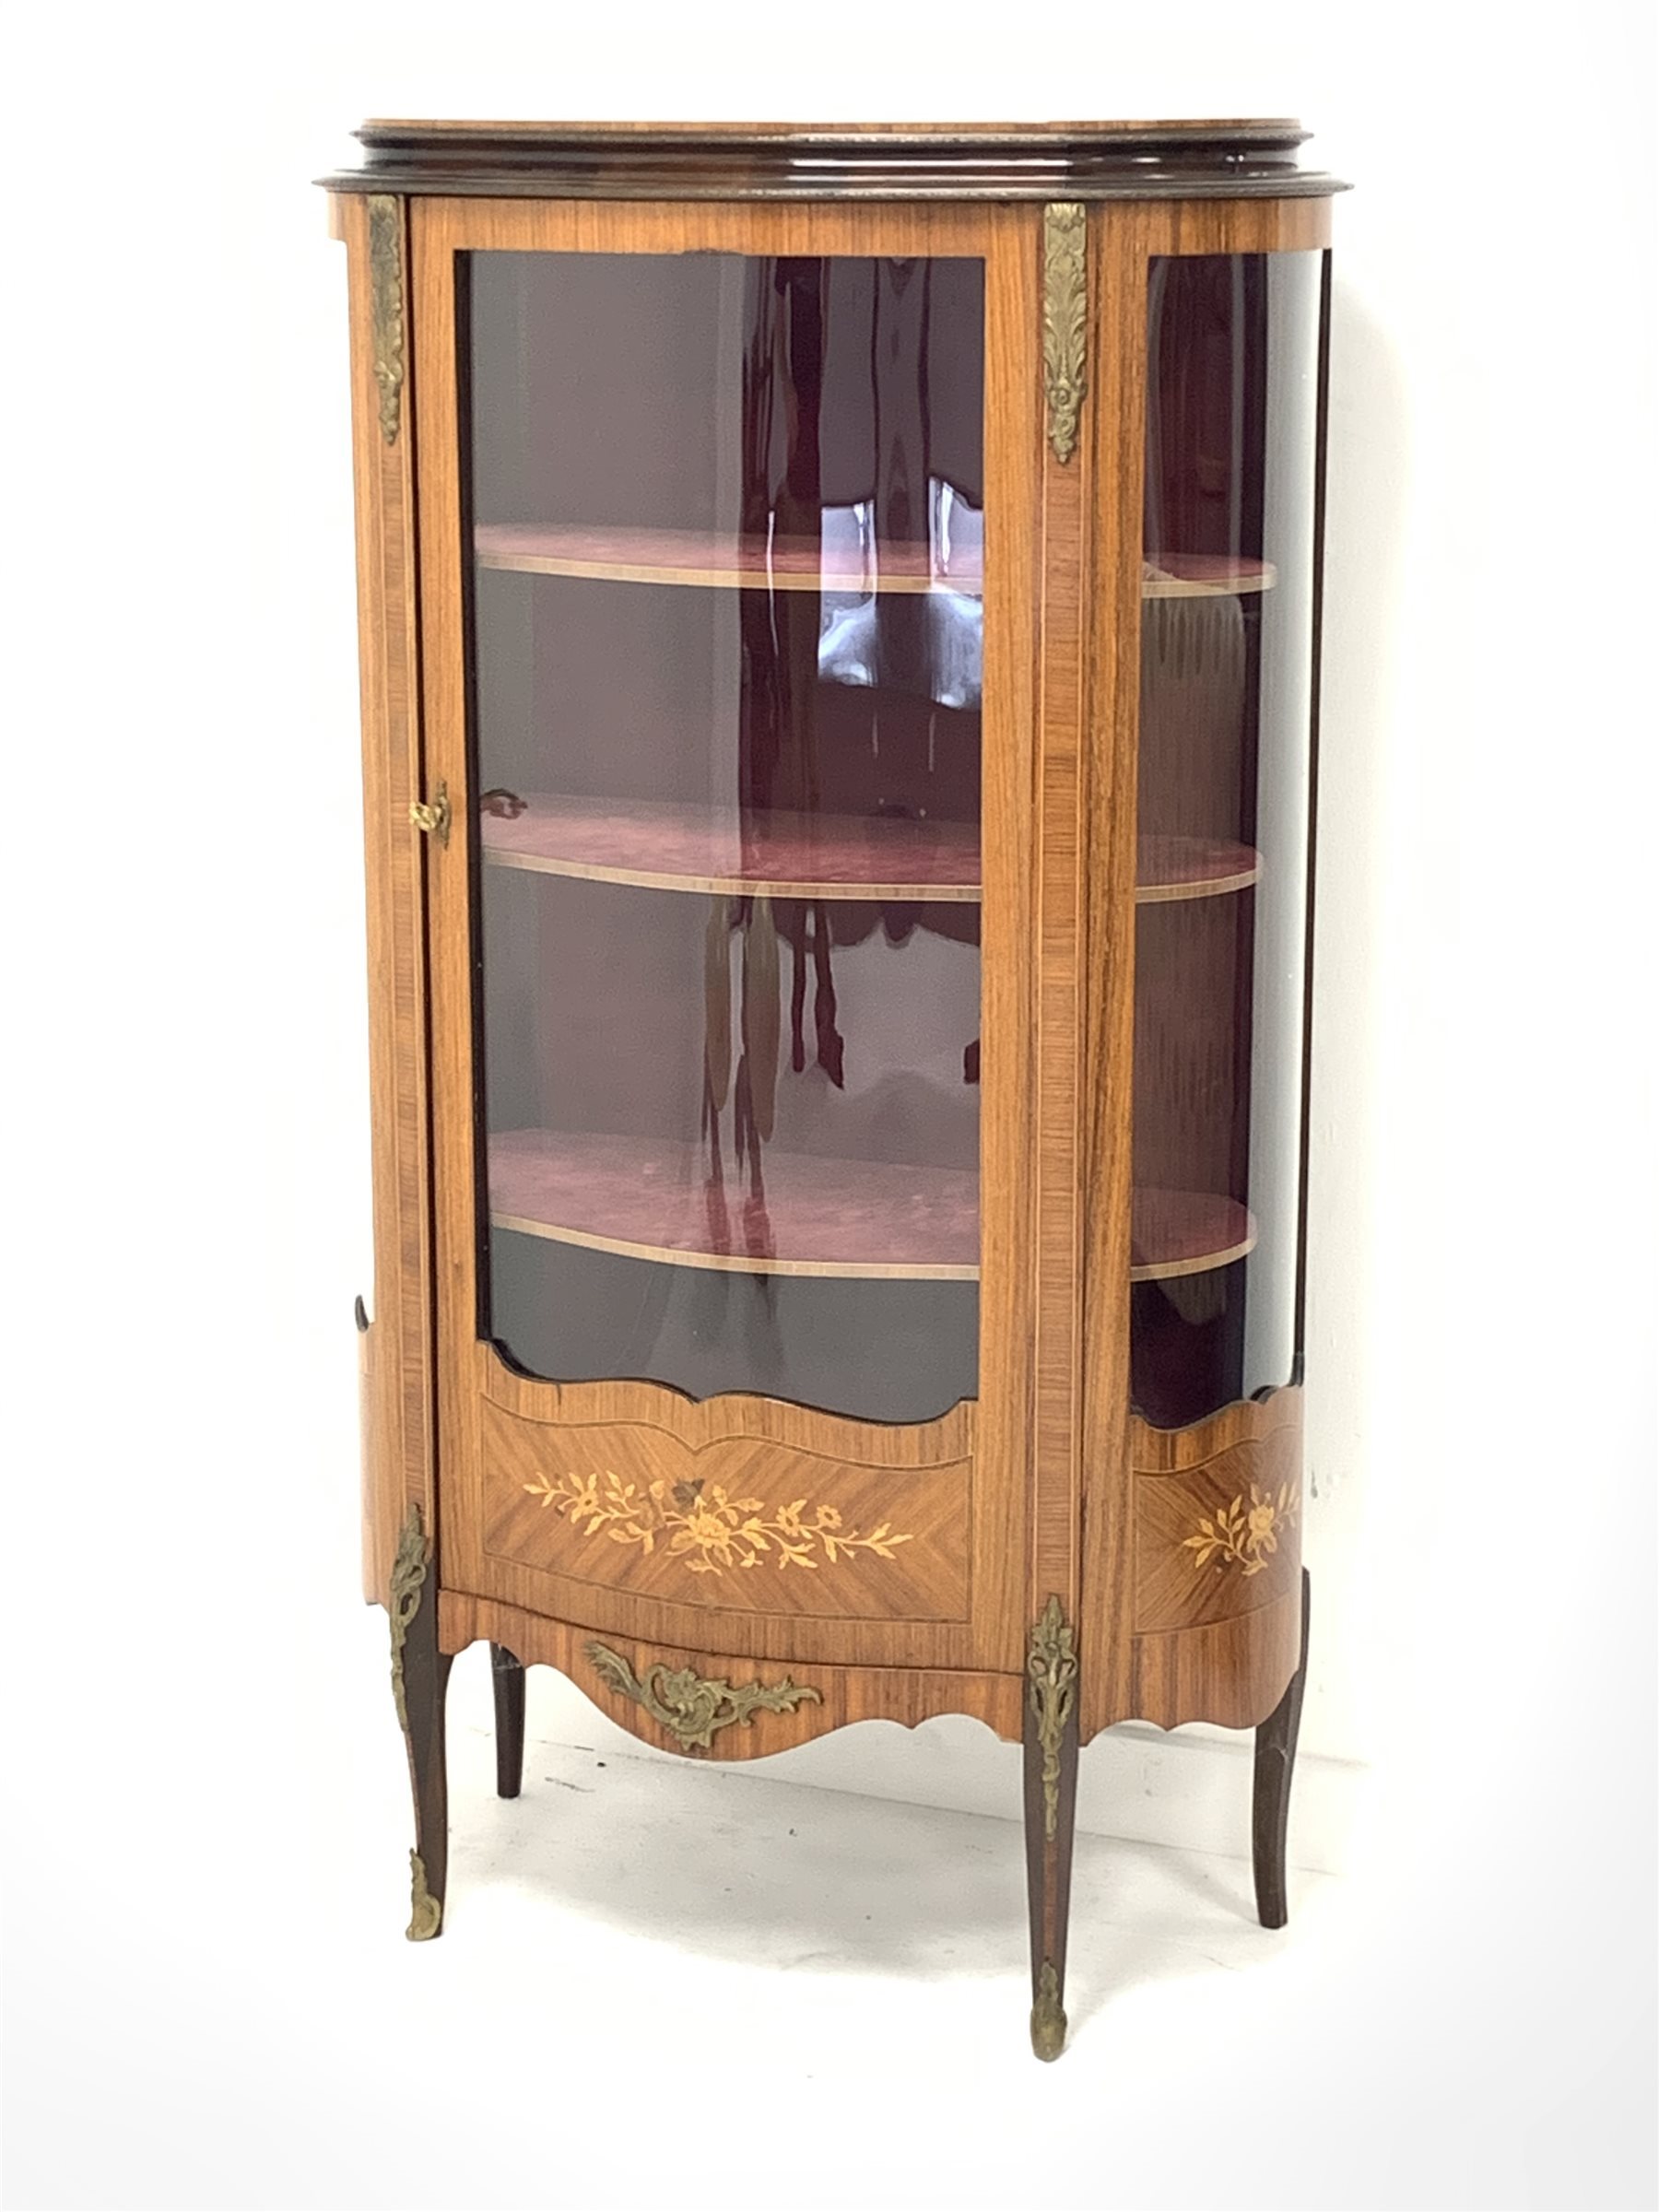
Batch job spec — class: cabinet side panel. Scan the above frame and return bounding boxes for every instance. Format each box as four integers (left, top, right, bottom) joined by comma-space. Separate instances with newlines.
1084, 198, 1329, 1733
1122, 1400, 1303, 1731
338, 192, 434, 1602
1125, 1583, 1301, 1731
1124, 1389, 1304, 1726
1132, 1388, 1303, 1647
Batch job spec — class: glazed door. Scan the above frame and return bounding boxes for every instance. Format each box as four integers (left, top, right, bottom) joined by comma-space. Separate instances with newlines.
412, 199, 1037, 1670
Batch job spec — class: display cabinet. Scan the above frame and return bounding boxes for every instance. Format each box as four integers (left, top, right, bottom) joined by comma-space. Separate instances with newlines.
325, 118, 1342, 2059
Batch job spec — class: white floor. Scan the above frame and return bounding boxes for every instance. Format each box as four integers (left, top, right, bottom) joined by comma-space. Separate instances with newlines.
4, 1626, 1653, 2212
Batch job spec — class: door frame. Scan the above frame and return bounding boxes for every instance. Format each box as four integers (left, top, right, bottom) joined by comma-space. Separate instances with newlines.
410, 194, 1041, 1673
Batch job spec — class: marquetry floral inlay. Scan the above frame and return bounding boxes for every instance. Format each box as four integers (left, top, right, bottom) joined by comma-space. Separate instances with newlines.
521, 1469, 915, 1576
1182, 1481, 1300, 1577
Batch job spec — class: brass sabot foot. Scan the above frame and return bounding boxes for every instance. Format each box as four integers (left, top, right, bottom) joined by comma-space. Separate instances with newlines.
406, 1849, 442, 1942
1030, 1960, 1066, 2061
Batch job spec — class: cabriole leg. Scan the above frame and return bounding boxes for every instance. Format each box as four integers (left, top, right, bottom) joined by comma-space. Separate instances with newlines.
490, 1643, 526, 1799
1024, 1596, 1080, 2061
1253, 1567, 1311, 1929
390, 1502, 453, 1941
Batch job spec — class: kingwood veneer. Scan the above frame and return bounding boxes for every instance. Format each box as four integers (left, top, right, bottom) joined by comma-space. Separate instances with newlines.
326, 116, 1344, 2060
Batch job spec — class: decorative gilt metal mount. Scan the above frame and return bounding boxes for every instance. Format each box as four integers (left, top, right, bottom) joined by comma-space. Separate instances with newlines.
1041, 203, 1088, 465
388, 1500, 429, 1735
406, 1850, 441, 1942
585, 1641, 820, 1752
1027, 1595, 1078, 1841
409, 782, 452, 844
1030, 1959, 1066, 2062
389, 1503, 443, 1940
366, 194, 405, 446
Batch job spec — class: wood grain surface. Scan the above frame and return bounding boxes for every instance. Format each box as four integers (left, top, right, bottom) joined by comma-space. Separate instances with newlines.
438, 1593, 1025, 1758
1074, 200, 1148, 1726
1122, 1580, 1303, 1733
1027, 203, 1091, 1626
1134, 1389, 1304, 1631
1085, 1388, 1309, 1729
454, 1352, 989, 1668
366, 117, 1307, 138
337, 191, 435, 1603
477, 1381, 972, 1623
327, 119, 1344, 206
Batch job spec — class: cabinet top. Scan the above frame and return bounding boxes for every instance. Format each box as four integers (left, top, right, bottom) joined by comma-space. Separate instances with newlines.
320, 117, 1346, 201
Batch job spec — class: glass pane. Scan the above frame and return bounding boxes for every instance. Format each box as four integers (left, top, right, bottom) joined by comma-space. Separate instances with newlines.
464, 251, 985, 1422
1132, 251, 1323, 1429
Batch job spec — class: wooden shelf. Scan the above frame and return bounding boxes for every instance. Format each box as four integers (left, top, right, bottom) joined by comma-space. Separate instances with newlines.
476, 523, 982, 597
1142, 554, 1276, 599
1135, 835, 1260, 903
481, 794, 981, 902
476, 525, 1272, 602
490, 1131, 1254, 1285
1131, 1188, 1257, 1282
488, 1129, 979, 1280
481, 796, 1256, 906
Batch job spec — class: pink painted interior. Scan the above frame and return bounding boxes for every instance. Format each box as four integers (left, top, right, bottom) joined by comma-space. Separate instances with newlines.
1135, 834, 1259, 894
491, 1130, 1250, 1281
1143, 551, 1274, 591
480, 794, 981, 892
1129, 1188, 1255, 1277
480, 795, 1254, 900
489, 1129, 980, 1274
476, 522, 983, 595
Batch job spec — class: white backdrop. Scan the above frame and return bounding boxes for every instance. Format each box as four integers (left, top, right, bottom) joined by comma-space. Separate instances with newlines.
4, 6, 1654, 2208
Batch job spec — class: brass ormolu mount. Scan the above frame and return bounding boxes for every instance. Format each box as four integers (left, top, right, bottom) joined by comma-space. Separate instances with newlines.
586, 1641, 820, 1752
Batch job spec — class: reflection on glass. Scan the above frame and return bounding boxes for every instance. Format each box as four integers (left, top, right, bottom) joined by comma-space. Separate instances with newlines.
1131, 251, 1323, 1429
465, 252, 986, 1421
818, 483, 983, 705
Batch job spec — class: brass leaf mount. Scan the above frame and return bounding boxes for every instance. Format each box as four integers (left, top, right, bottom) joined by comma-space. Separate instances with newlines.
388, 1500, 429, 1735
1027, 1594, 1078, 1841
367, 193, 406, 446
585, 1641, 821, 1753
1030, 1959, 1067, 2062
1042, 202, 1088, 464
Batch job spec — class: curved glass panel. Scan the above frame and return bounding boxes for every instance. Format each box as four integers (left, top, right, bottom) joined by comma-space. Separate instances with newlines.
1132, 251, 1324, 1429
464, 251, 985, 1420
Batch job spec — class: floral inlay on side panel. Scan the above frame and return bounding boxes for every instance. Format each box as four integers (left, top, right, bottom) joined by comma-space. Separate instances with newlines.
1181, 1481, 1300, 1578
522, 1468, 915, 1577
